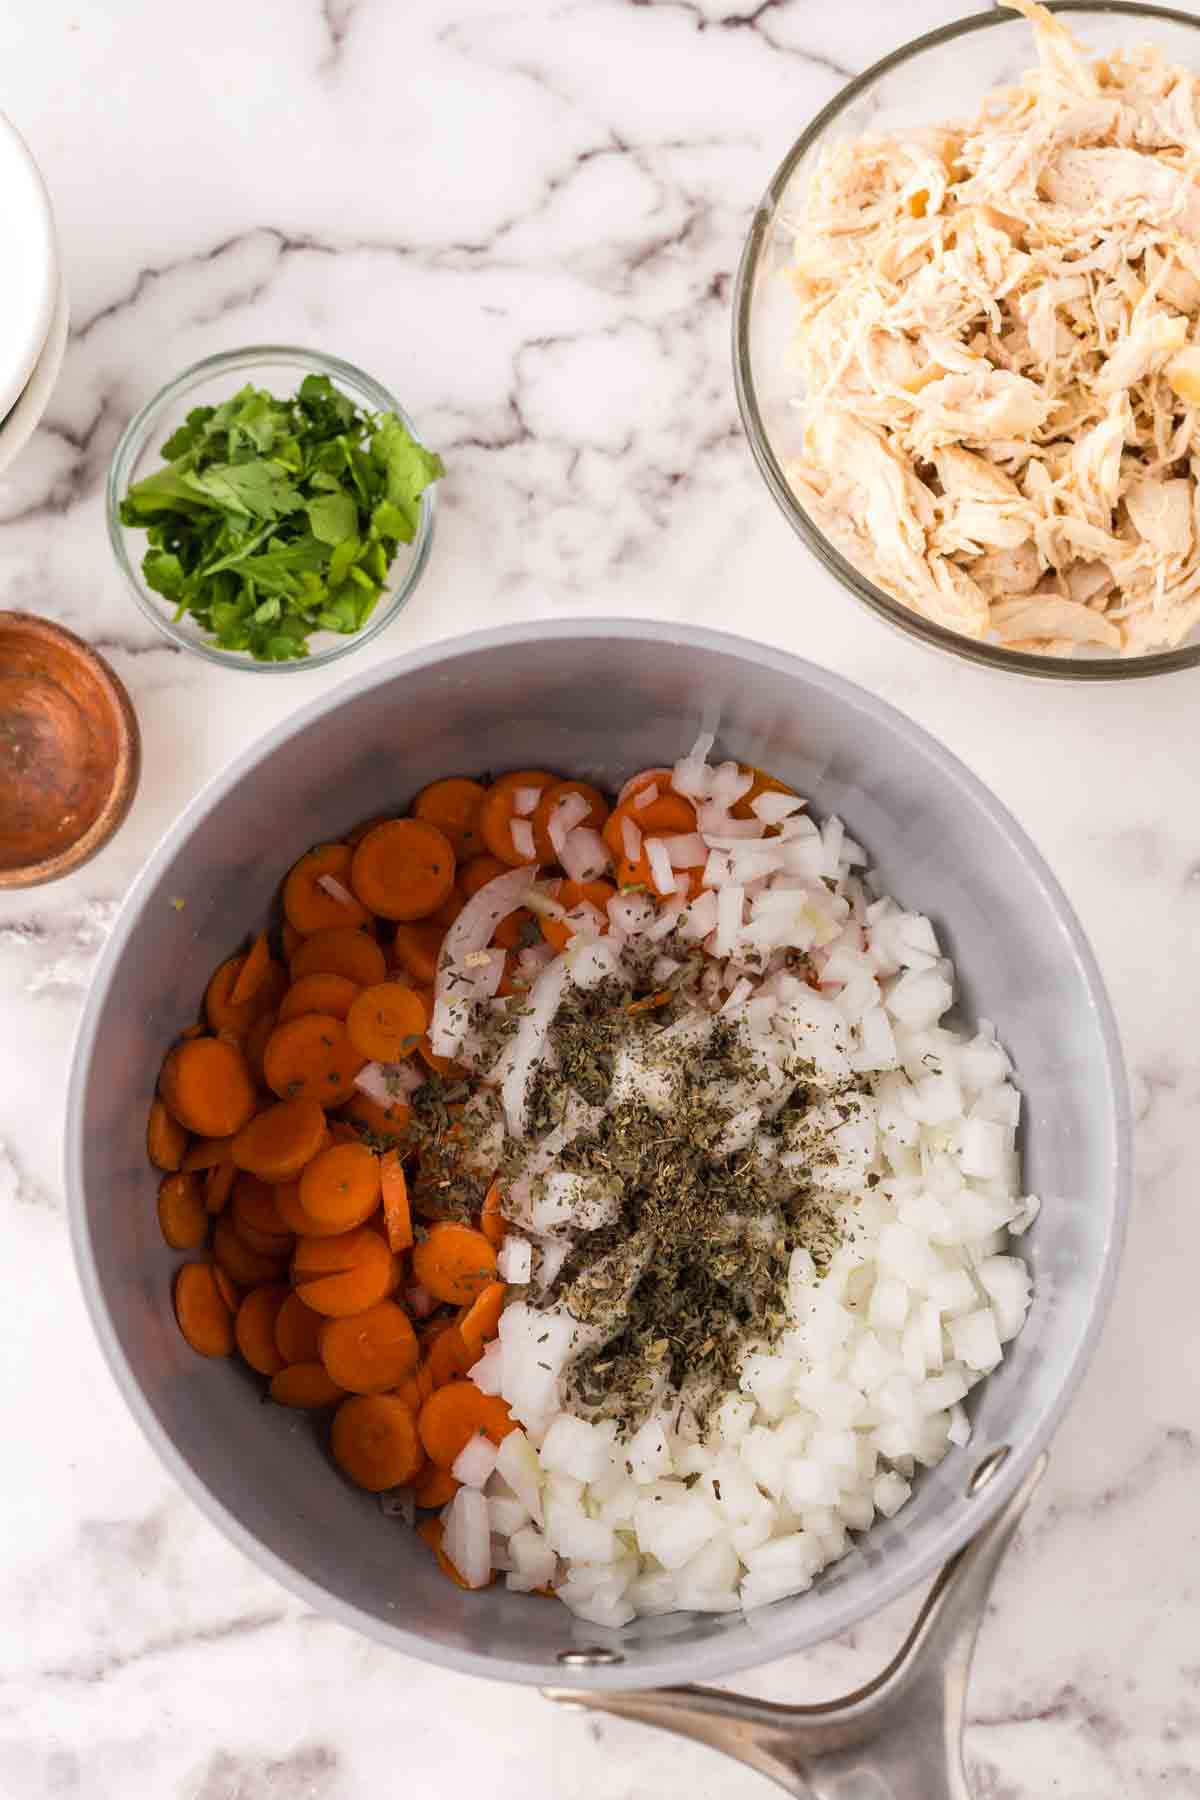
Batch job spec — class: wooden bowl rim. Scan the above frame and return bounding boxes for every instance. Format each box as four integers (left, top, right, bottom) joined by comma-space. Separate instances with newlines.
0, 611, 141, 889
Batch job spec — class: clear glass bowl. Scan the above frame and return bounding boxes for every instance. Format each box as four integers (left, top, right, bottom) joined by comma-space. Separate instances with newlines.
733, 2, 1200, 681
107, 346, 437, 673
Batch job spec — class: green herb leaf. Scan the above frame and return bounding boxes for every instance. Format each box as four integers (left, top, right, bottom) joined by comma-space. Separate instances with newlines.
306, 490, 359, 546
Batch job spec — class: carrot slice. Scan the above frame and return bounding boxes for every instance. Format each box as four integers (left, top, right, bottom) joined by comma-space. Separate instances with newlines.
418, 1380, 516, 1469
274, 1291, 324, 1365
318, 1300, 419, 1393
390, 921, 444, 985
277, 972, 361, 1024
160, 1037, 258, 1138
480, 1181, 505, 1248
380, 1152, 413, 1253
479, 777, 553, 867
157, 1172, 208, 1250
213, 1215, 287, 1288
331, 1394, 425, 1490
429, 884, 466, 931
345, 983, 429, 1063
283, 844, 368, 935
229, 931, 271, 1007
269, 1363, 346, 1409
412, 777, 488, 860
182, 1134, 236, 1172
289, 927, 387, 988
298, 1142, 382, 1230
459, 1280, 507, 1353
412, 1222, 498, 1305
291, 1226, 396, 1317
263, 1013, 365, 1108
274, 1179, 342, 1238
205, 956, 264, 1038
231, 1095, 328, 1183
460, 853, 509, 899
351, 820, 456, 922
147, 1098, 188, 1172
412, 1466, 460, 1509
204, 1161, 236, 1216
243, 1009, 278, 1087
602, 792, 697, 858
540, 878, 617, 952
417, 1038, 469, 1081
234, 1283, 289, 1376
426, 1324, 475, 1387
341, 1092, 412, 1146
231, 1175, 294, 1252
174, 1263, 235, 1357
533, 779, 610, 864
211, 1264, 239, 1312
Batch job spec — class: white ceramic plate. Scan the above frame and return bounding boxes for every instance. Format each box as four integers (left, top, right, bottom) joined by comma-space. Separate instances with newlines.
0, 110, 58, 425
0, 272, 68, 476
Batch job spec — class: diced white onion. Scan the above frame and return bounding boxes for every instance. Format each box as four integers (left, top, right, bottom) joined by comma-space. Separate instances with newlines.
452, 1434, 501, 1489
646, 837, 675, 896
316, 873, 357, 909
443, 1488, 493, 1588
512, 786, 541, 817
497, 1234, 533, 1284
510, 818, 536, 860
621, 817, 643, 863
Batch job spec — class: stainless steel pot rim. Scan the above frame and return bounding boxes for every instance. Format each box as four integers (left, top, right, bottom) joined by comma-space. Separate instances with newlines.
65, 618, 1132, 1690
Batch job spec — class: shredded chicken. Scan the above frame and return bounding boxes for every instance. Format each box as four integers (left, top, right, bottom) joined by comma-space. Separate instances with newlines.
786, 0, 1200, 656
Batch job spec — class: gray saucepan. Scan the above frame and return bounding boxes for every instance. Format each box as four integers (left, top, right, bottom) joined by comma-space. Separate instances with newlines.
67, 621, 1130, 1797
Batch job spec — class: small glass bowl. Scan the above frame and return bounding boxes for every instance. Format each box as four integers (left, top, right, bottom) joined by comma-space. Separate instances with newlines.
733, 2, 1200, 681
107, 346, 437, 673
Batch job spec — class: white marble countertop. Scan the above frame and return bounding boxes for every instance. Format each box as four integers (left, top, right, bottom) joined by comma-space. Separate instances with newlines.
1, 1, 1198, 1795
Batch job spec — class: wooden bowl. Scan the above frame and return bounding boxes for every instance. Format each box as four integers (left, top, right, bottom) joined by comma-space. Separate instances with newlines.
0, 613, 140, 887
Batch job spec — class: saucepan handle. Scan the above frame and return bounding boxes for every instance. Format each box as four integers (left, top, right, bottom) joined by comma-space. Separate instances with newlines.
545, 1453, 1047, 1799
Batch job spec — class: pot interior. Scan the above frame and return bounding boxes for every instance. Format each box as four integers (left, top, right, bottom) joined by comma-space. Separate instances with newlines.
68, 624, 1126, 1689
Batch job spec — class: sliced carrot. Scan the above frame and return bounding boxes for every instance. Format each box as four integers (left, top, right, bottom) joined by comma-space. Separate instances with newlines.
205, 955, 264, 1039
460, 853, 509, 899
231, 1175, 293, 1251
213, 1215, 287, 1288
211, 1264, 239, 1312
602, 791, 697, 858
346, 813, 396, 846
274, 1179, 340, 1238
380, 1152, 413, 1253
147, 1098, 188, 1172
493, 769, 559, 794
318, 1300, 419, 1393
231, 1094, 328, 1183
491, 903, 539, 951
341, 1091, 412, 1146
274, 1290, 325, 1364
269, 1363, 346, 1409
541, 878, 617, 951
243, 1009, 278, 1087
281, 919, 303, 959
182, 1134, 236, 1172
479, 779, 551, 867
533, 779, 610, 864
459, 1280, 507, 1353
345, 983, 429, 1063
204, 1161, 236, 1215
412, 1222, 498, 1305
429, 884, 466, 931
277, 972, 361, 1024
291, 1227, 396, 1317
412, 777, 488, 860
413, 1466, 460, 1509
298, 1142, 382, 1230
174, 1263, 235, 1357
418, 1380, 515, 1469
627, 988, 672, 1016
331, 1394, 425, 1490
234, 1283, 289, 1376
263, 1013, 365, 1108
390, 921, 443, 985
283, 843, 368, 935
160, 1037, 258, 1138
229, 931, 271, 1007
480, 1183, 506, 1251
732, 764, 796, 822
157, 1172, 208, 1250
351, 820, 456, 922
426, 1323, 475, 1386
289, 927, 387, 988
417, 1037, 469, 1081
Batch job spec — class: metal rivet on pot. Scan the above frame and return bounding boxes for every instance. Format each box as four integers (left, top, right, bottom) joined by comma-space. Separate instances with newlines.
557, 1647, 625, 1667
967, 1445, 1011, 1494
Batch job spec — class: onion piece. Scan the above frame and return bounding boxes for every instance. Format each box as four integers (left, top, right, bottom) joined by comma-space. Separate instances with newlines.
548, 792, 591, 862
561, 827, 610, 883
496, 953, 572, 1136
511, 818, 536, 861
432, 866, 537, 1057
608, 891, 656, 936
617, 767, 672, 809
752, 791, 806, 825
621, 817, 643, 862
498, 1235, 533, 1284
631, 783, 658, 810
512, 786, 541, 817
665, 833, 706, 868
443, 1489, 493, 1588
715, 885, 745, 957
646, 838, 675, 897
317, 873, 357, 908
354, 1061, 423, 1106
